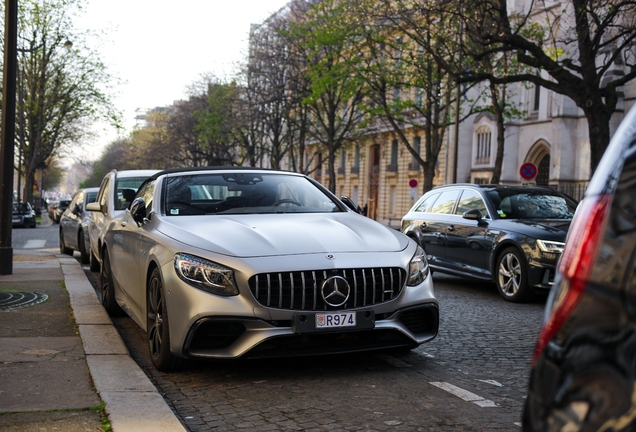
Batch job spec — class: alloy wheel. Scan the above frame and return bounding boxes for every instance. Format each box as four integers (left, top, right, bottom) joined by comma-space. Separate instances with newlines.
498, 252, 522, 296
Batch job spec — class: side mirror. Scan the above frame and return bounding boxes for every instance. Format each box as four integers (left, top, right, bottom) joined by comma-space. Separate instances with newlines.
463, 209, 484, 221
86, 202, 102, 213
72, 203, 81, 215
340, 195, 362, 214
130, 197, 147, 225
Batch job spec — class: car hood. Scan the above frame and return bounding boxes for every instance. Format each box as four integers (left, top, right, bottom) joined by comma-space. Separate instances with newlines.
155, 213, 409, 257
494, 219, 571, 240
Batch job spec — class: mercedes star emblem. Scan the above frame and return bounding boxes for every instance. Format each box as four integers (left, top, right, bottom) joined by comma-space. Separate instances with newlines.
321, 276, 351, 307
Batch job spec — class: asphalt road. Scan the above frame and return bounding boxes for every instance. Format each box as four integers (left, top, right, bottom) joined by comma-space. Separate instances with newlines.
14, 222, 546, 431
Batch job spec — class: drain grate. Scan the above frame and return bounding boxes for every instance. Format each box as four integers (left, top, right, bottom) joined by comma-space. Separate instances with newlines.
0, 291, 48, 311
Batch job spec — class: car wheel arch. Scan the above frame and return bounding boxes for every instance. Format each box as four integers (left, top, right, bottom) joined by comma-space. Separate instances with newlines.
491, 241, 525, 277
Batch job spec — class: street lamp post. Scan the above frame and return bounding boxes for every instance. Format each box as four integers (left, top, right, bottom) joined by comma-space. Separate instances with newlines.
0, 0, 18, 275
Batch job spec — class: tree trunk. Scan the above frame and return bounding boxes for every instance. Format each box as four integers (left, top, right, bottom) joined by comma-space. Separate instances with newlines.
490, 82, 505, 184
327, 146, 337, 193
584, 105, 612, 174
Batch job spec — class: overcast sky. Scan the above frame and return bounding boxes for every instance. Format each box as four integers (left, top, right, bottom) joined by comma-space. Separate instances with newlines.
75, 0, 290, 161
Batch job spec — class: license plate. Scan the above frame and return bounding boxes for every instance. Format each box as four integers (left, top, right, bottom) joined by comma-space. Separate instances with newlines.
12, 218, 19, 223
316, 311, 356, 329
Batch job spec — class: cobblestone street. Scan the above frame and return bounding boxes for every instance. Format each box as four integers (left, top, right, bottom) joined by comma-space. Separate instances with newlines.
102, 271, 545, 431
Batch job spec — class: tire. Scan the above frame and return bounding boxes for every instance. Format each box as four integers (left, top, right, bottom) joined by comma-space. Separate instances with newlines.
495, 247, 530, 302
59, 230, 73, 256
100, 249, 123, 316
78, 231, 90, 264
147, 267, 187, 371
89, 247, 100, 272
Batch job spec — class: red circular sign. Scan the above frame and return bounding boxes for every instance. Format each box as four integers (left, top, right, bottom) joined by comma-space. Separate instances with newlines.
409, 178, 418, 188
520, 162, 538, 181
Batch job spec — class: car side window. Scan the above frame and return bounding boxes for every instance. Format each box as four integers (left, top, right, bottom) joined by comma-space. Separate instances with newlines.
72, 192, 84, 211
414, 193, 440, 213
430, 190, 460, 214
137, 180, 155, 217
455, 189, 489, 218
98, 178, 110, 208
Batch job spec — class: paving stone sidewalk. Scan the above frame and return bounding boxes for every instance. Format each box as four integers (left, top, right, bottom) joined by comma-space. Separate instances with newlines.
0, 250, 186, 432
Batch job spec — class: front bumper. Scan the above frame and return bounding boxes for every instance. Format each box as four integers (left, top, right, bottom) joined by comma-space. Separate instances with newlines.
183, 303, 439, 359
160, 250, 438, 360
12, 215, 35, 227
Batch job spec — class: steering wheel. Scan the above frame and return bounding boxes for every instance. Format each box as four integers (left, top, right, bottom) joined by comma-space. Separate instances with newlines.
273, 199, 302, 206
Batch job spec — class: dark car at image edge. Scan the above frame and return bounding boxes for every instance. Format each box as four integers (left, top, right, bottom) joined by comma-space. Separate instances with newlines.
402, 184, 577, 302
523, 104, 636, 430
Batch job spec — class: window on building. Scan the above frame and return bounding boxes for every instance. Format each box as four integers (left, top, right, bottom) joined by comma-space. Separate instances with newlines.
393, 86, 401, 103
387, 139, 398, 172
389, 185, 397, 215
415, 88, 424, 108
338, 150, 346, 175
533, 83, 541, 112
475, 127, 491, 165
353, 185, 359, 204
409, 136, 421, 171
352, 144, 360, 174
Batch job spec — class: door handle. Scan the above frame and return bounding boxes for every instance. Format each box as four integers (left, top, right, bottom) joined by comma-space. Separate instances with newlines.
448, 225, 455, 232
121, 221, 127, 227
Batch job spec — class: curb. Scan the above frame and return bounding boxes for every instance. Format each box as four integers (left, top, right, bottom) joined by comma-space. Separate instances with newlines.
59, 256, 186, 432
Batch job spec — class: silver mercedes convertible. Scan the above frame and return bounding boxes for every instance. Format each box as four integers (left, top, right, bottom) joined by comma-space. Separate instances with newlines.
94, 167, 438, 371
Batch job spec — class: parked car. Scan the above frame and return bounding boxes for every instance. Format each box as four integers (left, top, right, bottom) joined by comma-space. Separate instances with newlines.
12, 202, 36, 228
86, 169, 160, 272
47, 200, 59, 220
52, 199, 71, 224
401, 184, 578, 302
59, 187, 99, 263
92, 167, 439, 371
523, 106, 636, 430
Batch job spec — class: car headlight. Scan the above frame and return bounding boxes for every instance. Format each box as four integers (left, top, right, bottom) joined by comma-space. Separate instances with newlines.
537, 239, 565, 254
407, 245, 430, 286
174, 253, 239, 296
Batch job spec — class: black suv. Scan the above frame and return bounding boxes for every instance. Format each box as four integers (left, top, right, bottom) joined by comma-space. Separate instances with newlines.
401, 184, 577, 302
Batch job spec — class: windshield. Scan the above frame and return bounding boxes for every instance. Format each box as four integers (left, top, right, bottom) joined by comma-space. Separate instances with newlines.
486, 189, 577, 220
163, 173, 341, 216
12, 202, 31, 213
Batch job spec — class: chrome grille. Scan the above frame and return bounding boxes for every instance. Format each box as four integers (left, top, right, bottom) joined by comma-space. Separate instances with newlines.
248, 268, 405, 311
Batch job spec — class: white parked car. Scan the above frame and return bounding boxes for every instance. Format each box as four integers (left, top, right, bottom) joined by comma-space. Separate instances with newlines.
86, 169, 159, 271
95, 167, 439, 371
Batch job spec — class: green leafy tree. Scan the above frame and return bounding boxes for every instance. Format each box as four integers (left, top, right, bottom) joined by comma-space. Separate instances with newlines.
292, 0, 367, 192
5, 0, 119, 203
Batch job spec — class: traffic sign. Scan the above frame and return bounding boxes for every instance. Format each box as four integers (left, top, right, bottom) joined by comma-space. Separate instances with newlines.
520, 162, 538, 181
409, 178, 418, 188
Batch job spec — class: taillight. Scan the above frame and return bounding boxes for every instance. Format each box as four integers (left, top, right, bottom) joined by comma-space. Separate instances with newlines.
533, 194, 612, 363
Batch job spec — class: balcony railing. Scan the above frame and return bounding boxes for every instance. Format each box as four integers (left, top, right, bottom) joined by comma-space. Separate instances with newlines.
386, 164, 398, 173
407, 162, 420, 172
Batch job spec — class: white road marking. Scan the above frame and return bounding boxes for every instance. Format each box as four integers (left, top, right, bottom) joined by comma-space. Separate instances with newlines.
476, 379, 503, 387
375, 353, 412, 368
514, 422, 522, 427
429, 382, 497, 407
24, 239, 46, 249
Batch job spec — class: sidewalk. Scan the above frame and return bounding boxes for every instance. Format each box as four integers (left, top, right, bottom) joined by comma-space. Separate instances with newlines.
0, 223, 186, 431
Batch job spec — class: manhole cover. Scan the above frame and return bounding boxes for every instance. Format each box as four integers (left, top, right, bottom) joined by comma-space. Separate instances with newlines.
0, 291, 48, 311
